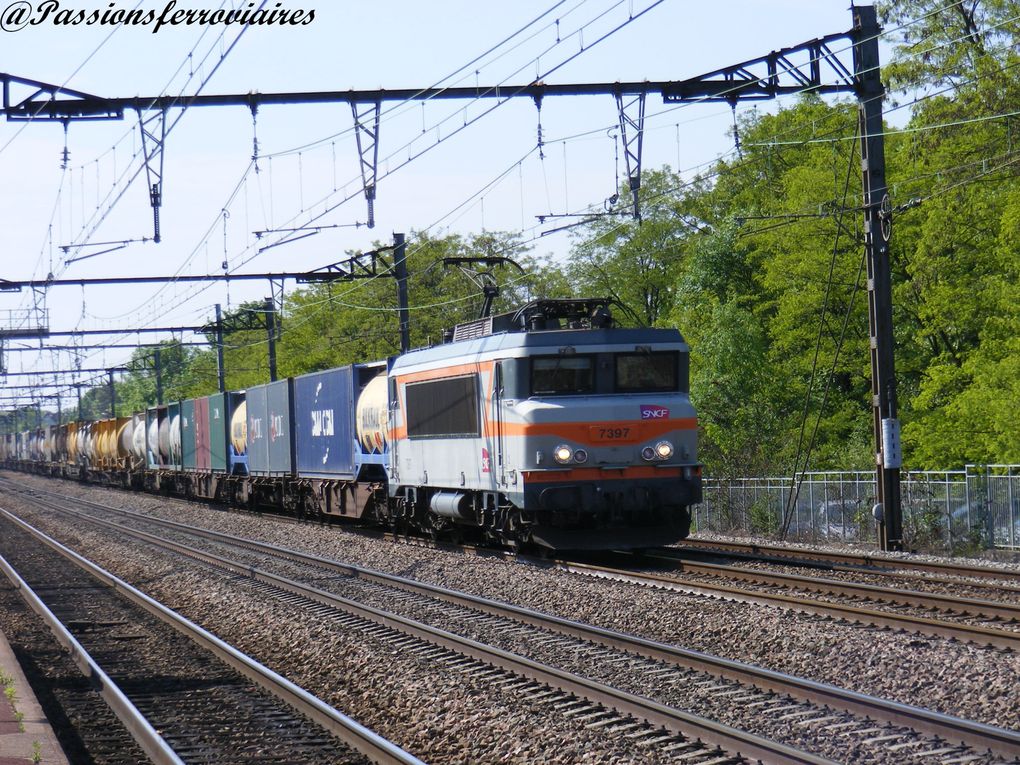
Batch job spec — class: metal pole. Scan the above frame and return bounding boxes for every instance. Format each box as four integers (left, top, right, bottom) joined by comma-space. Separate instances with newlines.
76, 384, 82, 420
108, 369, 116, 418
56, 392, 61, 426
394, 232, 410, 353
854, 6, 902, 551
154, 348, 163, 404
265, 297, 278, 382
215, 303, 226, 393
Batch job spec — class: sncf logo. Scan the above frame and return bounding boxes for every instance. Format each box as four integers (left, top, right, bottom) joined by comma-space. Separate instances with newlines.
640, 405, 670, 419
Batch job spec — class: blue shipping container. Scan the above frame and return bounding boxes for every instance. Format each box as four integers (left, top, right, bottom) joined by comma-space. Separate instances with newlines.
293, 367, 355, 479
247, 379, 295, 476
268, 379, 294, 475
246, 384, 269, 473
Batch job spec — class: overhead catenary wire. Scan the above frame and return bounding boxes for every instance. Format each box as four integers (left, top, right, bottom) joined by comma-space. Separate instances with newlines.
6, 0, 151, 329
68, 0, 668, 339
31, 0, 261, 288
58, 1, 270, 262
57, 0, 877, 322
68, 0, 630, 327
5, 1, 1011, 401
266, 0, 581, 159
10, 0, 268, 347
779, 119, 861, 538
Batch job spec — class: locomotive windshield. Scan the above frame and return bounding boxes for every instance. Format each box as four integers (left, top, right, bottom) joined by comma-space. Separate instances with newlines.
526, 350, 685, 395
615, 352, 679, 392
531, 356, 594, 395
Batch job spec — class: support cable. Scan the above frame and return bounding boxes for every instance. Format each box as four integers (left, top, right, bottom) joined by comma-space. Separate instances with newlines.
780, 122, 861, 538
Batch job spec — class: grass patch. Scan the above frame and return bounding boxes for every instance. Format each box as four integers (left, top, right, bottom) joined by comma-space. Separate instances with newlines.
1, 669, 24, 732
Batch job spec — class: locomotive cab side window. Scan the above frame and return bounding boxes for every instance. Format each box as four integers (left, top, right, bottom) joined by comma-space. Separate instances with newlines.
531, 356, 594, 395
405, 374, 480, 438
615, 351, 680, 392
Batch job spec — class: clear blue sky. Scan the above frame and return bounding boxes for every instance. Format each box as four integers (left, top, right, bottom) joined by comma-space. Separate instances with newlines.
0, 0, 869, 406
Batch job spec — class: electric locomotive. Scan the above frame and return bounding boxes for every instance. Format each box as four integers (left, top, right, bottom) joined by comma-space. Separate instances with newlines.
387, 298, 701, 549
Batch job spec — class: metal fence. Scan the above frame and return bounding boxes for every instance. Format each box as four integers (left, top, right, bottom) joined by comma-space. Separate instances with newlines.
694, 465, 1020, 552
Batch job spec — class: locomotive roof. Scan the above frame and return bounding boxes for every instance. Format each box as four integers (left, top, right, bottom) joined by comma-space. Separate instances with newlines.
392, 325, 687, 372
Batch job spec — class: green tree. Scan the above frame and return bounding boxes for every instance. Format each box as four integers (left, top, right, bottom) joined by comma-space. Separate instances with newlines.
114, 340, 202, 411
880, 0, 1020, 110
568, 168, 710, 326
684, 98, 875, 472
878, 1, 1020, 467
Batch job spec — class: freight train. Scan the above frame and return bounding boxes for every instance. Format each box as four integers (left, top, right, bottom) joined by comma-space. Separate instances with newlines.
0, 299, 702, 550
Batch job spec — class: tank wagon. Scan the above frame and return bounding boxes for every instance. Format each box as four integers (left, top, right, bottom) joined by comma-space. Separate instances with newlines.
3, 299, 702, 550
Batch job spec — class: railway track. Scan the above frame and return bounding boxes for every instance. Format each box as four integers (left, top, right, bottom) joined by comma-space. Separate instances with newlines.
599, 549, 1020, 623
2, 495, 826, 765
0, 510, 421, 765
8, 484, 1020, 764
676, 538, 1020, 583
9, 475, 1020, 646
653, 549, 1020, 607
538, 555, 1020, 651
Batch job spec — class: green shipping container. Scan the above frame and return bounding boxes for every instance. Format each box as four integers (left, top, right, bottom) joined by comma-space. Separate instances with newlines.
207, 392, 228, 472
181, 398, 197, 470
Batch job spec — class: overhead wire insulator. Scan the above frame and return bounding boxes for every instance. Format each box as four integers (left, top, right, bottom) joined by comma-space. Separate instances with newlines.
534, 96, 545, 160
729, 100, 743, 159
250, 104, 260, 173
150, 183, 162, 243
60, 120, 70, 170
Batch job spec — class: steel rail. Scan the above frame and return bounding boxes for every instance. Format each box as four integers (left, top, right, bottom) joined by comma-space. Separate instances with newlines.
19, 491, 1020, 761
677, 539, 1020, 582
637, 552, 1020, 621
666, 544, 1020, 597
0, 552, 185, 765
0, 508, 426, 765
550, 557, 1020, 651
15, 499, 836, 765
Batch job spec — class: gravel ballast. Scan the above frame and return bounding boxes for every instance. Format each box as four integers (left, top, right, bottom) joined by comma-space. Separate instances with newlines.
2, 485, 711, 763
5, 471, 1020, 738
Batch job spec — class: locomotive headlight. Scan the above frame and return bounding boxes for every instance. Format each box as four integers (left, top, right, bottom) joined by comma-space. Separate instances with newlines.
573, 449, 588, 464
554, 444, 574, 464
640, 446, 656, 461
655, 440, 674, 460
